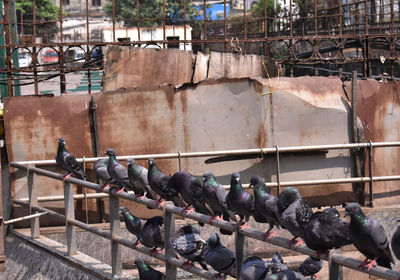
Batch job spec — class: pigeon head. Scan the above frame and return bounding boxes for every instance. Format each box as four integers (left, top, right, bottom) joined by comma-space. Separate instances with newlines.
344, 202, 364, 217
249, 176, 263, 186
230, 172, 241, 185
134, 257, 146, 268
324, 207, 340, 217
104, 148, 116, 157
207, 233, 221, 247
119, 206, 129, 215
202, 171, 214, 181
148, 158, 156, 167
176, 225, 199, 237
277, 186, 301, 212
126, 157, 135, 165
58, 137, 66, 147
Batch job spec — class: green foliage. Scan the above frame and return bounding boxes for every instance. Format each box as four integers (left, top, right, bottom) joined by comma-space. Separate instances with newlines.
250, 0, 281, 18
104, 0, 200, 27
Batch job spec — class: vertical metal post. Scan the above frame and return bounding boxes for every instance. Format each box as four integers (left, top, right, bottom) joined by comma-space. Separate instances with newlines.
243, 0, 247, 54
28, 167, 39, 239
33, 0, 38, 95
86, 0, 91, 93
3, 0, 13, 97
289, 0, 293, 37
339, 0, 342, 36
59, 0, 65, 94
203, 0, 207, 41
329, 256, 342, 280
224, 0, 227, 52
314, 0, 317, 35
275, 146, 281, 195
136, 0, 140, 42
183, 0, 186, 50
112, 0, 115, 42
390, 0, 394, 34
178, 150, 182, 171
109, 194, 122, 277
235, 229, 246, 278
368, 141, 374, 207
264, 0, 268, 56
164, 207, 176, 279
64, 181, 77, 255
163, 0, 166, 49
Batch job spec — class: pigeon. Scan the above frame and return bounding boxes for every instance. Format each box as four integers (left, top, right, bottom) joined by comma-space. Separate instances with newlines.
147, 158, 185, 207
391, 219, 400, 260
104, 148, 135, 194
345, 202, 394, 270
264, 270, 305, 280
303, 207, 351, 257
127, 157, 157, 200
296, 256, 323, 279
202, 172, 237, 235
226, 172, 255, 230
267, 252, 288, 274
240, 256, 269, 280
119, 206, 144, 247
203, 233, 236, 277
251, 176, 281, 240
172, 225, 208, 270
134, 257, 165, 280
139, 216, 164, 255
168, 171, 211, 221
55, 137, 86, 181
277, 187, 313, 247
93, 158, 113, 189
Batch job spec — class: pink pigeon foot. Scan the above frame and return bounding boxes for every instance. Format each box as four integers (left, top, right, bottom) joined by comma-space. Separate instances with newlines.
209, 215, 216, 224
288, 237, 298, 248
133, 240, 141, 247
116, 187, 125, 194
63, 174, 72, 181
215, 216, 224, 221
268, 229, 279, 239
102, 184, 110, 191
138, 194, 147, 200
239, 222, 249, 230
157, 199, 166, 207
294, 239, 304, 248
151, 248, 163, 256
360, 259, 377, 271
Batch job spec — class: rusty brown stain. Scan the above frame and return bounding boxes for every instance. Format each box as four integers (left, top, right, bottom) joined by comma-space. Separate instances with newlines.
179, 90, 191, 152
254, 124, 264, 147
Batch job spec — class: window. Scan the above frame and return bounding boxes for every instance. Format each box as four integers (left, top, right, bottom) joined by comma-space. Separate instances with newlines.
92, 0, 101, 6
62, 0, 70, 5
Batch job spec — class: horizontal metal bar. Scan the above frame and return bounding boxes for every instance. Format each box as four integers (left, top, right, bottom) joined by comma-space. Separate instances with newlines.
3, 212, 48, 225
18, 192, 113, 202
11, 141, 400, 166
12, 199, 215, 280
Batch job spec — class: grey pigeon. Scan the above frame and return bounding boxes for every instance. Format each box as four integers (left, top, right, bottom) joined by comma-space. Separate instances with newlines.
119, 206, 144, 247
104, 148, 135, 194
94, 158, 113, 188
168, 171, 211, 224
147, 158, 185, 207
264, 270, 305, 280
251, 176, 281, 240
391, 220, 400, 260
203, 172, 236, 235
139, 216, 164, 255
296, 256, 323, 279
303, 208, 351, 256
240, 256, 269, 280
172, 225, 208, 270
134, 257, 165, 280
345, 202, 394, 270
226, 172, 255, 230
277, 187, 313, 247
127, 157, 157, 200
55, 137, 86, 180
267, 252, 288, 274
204, 233, 236, 277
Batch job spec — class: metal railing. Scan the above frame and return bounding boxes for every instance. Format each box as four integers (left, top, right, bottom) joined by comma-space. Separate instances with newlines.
8, 141, 400, 279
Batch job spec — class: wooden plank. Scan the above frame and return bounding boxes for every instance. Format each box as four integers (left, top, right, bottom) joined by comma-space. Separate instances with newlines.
109, 195, 122, 277
64, 181, 77, 255
192, 52, 208, 83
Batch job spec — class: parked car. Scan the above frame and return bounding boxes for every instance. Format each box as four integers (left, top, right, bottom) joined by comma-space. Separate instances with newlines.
41, 49, 59, 64
18, 52, 32, 67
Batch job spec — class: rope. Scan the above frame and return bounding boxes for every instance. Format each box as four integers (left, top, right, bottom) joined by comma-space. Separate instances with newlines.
103, 50, 137, 80
259, 60, 280, 151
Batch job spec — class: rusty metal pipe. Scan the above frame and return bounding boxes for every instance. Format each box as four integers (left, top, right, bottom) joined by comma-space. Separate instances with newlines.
4, 212, 47, 225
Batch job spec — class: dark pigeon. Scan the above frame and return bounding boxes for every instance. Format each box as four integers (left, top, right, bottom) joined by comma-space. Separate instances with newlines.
304, 208, 351, 256
203, 233, 236, 277
267, 252, 288, 274
127, 157, 157, 200
119, 206, 144, 247
345, 202, 394, 270
104, 148, 135, 194
296, 256, 323, 279
139, 216, 164, 255
251, 176, 282, 240
391, 220, 400, 261
172, 225, 208, 270
264, 270, 305, 280
147, 158, 185, 208
134, 257, 165, 280
202, 172, 236, 235
240, 256, 269, 280
94, 158, 113, 189
55, 137, 86, 180
168, 171, 211, 226
277, 187, 313, 247
226, 172, 255, 230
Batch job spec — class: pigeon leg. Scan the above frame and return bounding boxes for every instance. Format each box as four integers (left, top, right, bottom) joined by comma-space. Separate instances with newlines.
180, 206, 194, 215
132, 240, 142, 247
215, 215, 224, 221
261, 229, 271, 240
268, 229, 279, 239
209, 215, 216, 224
288, 237, 298, 247
116, 187, 125, 194
365, 259, 377, 271
138, 192, 147, 200
102, 184, 110, 191
63, 173, 72, 181
182, 260, 194, 270
158, 199, 166, 207
239, 221, 250, 230
358, 258, 371, 271
150, 248, 163, 256
294, 239, 304, 248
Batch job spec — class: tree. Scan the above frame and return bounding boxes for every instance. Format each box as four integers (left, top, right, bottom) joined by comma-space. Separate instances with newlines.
16, 0, 60, 40
103, 0, 200, 27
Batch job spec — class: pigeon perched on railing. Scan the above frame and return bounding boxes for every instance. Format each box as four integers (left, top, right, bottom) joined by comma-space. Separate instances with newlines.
226, 172, 255, 230
119, 206, 143, 247
296, 256, 323, 279
104, 148, 134, 194
251, 176, 281, 240
202, 171, 236, 235
55, 137, 87, 181
147, 158, 185, 208
127, 157, 157, 200
345, 202, 394, 270
134, 257, 165, 280
303, 207, 351, 257
172, 225, 208, 271
240, 256, 269, 280
203, 233, 236, 278
93, 158, 113, 189
277, 187, 312, 248
139, 216, 164, 255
